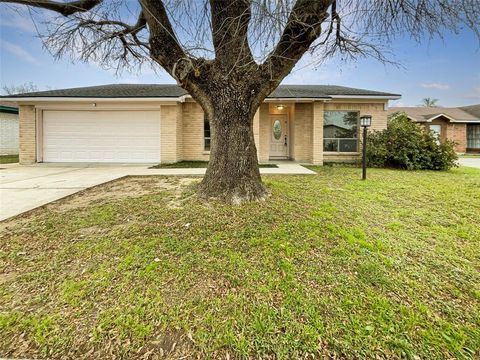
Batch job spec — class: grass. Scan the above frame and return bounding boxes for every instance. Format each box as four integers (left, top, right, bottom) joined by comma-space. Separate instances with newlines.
0, 154, 19, 164
1, 167, 480, 359
459, 154, 480, 158
150, 161, 278, 169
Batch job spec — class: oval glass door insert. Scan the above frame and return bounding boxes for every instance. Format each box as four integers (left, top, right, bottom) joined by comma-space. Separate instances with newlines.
273, 120, 282, 140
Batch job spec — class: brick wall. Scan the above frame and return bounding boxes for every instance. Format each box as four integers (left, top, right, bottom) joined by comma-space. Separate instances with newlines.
446, 123, 466, 153
293, 103, 313, 162
0, 113, 19, 155
19, 105, 36, 164
160, 105, 182, 163
182, 102, 210, 161
258, 103, 270, 163
425, 119, 467, 153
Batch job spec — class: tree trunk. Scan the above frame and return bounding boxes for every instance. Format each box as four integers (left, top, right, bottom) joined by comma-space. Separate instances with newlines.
197, 95, 268, 204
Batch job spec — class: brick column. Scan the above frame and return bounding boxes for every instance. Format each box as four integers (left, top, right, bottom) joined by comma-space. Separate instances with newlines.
19, 105, 36, 164
253, 109, 260, 160
160, 105, 181, 163
312, 101, 324, 165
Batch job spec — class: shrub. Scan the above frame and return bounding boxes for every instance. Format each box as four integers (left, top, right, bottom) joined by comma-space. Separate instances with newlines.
366, 113, 458, 170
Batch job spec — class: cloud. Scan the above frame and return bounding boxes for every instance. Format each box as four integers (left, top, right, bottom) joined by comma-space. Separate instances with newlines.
420, 82, 450, 90
0, 12, 37, 33
462, 86, 480, 100
0, 40, 40, 65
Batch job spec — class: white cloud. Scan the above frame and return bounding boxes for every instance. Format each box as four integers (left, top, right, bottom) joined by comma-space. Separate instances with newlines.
420, 82, 450, 90
462, 86, 480, 100
0, 40, 40, 65
0, 12, 37, 33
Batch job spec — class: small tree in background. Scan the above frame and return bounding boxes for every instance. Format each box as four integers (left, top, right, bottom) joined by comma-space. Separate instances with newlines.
421, 97, 439, 107
2, 82, 38, 95
366, 112, 457, 171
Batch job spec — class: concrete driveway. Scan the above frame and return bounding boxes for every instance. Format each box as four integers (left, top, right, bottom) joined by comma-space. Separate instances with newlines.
0, 162, 315, 221
458, 157, 480, 169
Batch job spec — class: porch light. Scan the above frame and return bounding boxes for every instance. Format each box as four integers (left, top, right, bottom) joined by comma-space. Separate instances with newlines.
277, 105, 284, 110
360, 115, 372, 180
360, 115, 372, 127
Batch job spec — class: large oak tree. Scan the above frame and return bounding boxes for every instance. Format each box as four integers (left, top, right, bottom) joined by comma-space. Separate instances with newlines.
1, 0, 478, 203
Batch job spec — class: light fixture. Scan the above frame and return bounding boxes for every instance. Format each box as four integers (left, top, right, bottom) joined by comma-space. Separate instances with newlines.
92, 103, 97, 107
276, 105, 284, 111
360, 115, 372, 180
360, 115, 372, 127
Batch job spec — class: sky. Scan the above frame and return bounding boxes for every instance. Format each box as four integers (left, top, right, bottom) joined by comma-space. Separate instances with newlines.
0, 4, 479, 107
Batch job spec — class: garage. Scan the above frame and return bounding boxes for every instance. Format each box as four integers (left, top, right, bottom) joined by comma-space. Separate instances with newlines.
42, 110, 161, 163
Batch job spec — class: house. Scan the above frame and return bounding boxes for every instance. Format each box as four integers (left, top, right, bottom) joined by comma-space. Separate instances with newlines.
0, 102, 19, 156
388, 106, 480, 153
2, 84, 400, 165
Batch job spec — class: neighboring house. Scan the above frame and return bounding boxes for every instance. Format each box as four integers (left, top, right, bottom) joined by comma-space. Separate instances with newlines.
0, 102, 19, 155
2, 84, 400, 165
388, 106, 480, 153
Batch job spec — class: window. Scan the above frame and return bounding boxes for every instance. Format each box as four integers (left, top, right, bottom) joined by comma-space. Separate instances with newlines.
467, 124, 480, 149
204, 114, 211, 151
323, 111, 359, 152
429, 124, 441, 144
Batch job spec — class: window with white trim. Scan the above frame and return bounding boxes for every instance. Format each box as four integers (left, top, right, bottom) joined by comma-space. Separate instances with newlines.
323, 111, 359, 152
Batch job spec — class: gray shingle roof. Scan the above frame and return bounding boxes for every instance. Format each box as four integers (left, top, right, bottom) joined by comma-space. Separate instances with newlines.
387, 106, 480, 123
459, 104, 480, 119
1, 84, 400, 99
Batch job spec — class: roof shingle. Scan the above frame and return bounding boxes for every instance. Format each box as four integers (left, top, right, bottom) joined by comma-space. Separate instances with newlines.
388, 106, 480, 123
1, 84, 400, 99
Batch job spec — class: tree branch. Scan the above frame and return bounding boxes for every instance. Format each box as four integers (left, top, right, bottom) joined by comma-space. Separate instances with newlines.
209, 0, 254, 68
0, 0, 102, 16
256, 0, 333, 100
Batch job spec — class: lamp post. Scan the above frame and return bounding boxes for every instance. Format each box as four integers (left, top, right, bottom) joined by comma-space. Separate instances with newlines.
360, 115, 372, 180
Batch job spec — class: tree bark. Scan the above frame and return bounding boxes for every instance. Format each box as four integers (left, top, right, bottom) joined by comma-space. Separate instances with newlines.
197, 90, 268, 204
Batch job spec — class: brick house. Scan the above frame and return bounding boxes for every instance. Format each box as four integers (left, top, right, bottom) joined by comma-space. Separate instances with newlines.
388, 106, 480, 153
2, 84, 400, 165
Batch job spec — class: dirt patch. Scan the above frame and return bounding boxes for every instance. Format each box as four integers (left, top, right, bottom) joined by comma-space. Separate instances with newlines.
0, 176, 200, 232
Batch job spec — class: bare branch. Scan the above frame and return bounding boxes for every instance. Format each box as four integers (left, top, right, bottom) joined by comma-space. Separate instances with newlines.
0, 0, 102, 16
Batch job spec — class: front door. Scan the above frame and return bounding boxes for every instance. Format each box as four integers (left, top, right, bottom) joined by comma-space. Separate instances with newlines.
270, 114, 289, 158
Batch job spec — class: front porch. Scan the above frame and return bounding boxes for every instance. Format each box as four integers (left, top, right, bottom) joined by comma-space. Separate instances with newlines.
254, 101, 380, 165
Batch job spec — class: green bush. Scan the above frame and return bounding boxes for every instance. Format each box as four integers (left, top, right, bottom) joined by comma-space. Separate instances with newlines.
366, 113, 458, 170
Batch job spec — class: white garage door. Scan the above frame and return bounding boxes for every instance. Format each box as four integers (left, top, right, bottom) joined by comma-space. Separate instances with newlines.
43, 110, 161, 163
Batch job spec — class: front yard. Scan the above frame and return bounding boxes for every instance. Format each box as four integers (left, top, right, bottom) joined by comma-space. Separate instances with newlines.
1, 167, 479, 359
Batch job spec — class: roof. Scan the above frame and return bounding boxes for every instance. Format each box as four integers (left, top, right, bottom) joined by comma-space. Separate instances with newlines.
459, 104, 480, 119
0, 84, 400, 100
388, 106, 480, 123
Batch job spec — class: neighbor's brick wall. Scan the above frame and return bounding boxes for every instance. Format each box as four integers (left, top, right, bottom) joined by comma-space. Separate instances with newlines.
182, 102, 210, 161
19, 105, 36, 164
0, 112, 19, 155
425, 119, 467, 153
293, 103, 313, 163
446, 123, 466, 153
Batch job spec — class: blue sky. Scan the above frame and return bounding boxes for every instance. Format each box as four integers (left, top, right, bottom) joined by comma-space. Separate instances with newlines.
0, 5, 479, 107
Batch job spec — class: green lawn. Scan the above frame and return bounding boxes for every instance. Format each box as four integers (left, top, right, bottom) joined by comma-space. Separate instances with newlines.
1, 167, 479, 359
150, 160, 278, 168
0, 154, 19, 164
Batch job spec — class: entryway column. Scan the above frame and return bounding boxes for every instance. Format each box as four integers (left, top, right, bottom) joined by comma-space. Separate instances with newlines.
312, 101, 324, 165
253, 109, 260, 160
